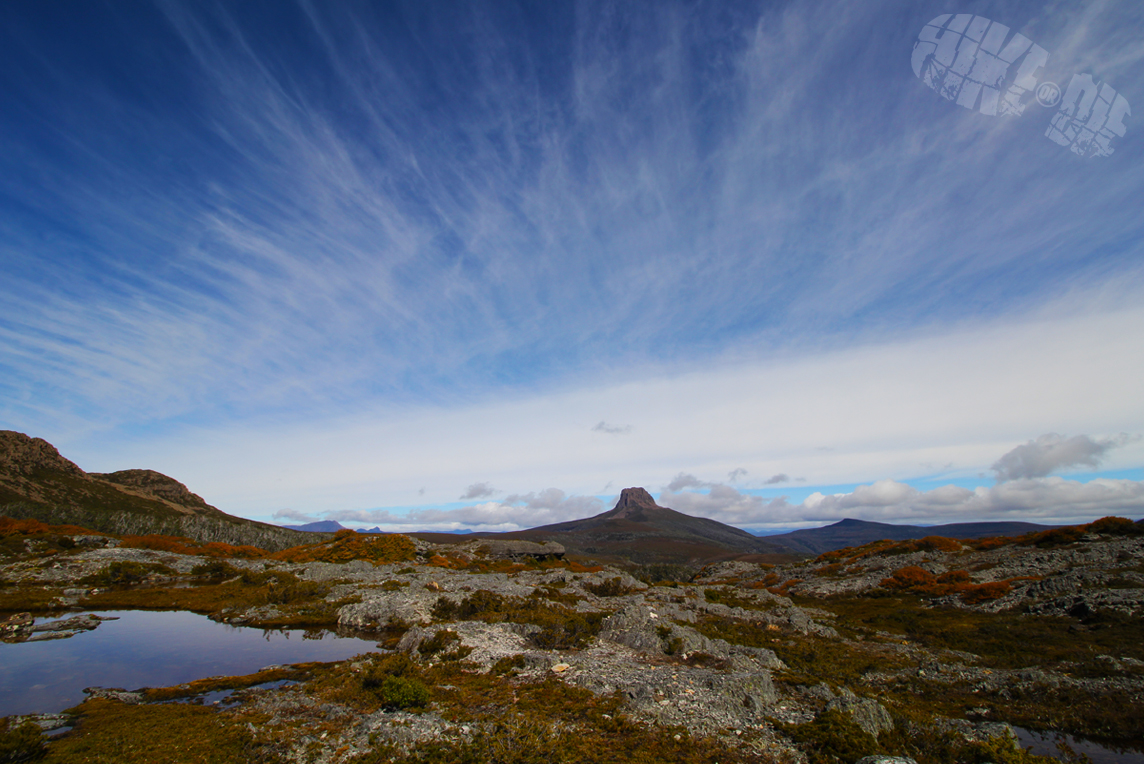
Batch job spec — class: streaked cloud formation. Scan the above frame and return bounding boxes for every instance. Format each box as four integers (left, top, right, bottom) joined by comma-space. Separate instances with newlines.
0, 0, 1141, 533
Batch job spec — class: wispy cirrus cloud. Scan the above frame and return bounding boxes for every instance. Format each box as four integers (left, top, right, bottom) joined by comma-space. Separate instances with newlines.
3, 0, 1142, 438
1, 1, 1142, 532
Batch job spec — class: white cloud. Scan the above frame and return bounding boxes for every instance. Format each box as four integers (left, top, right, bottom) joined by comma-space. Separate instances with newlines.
992, 433, 1136, 481
460, 482, 498, 500
271, 508, 317, 523
660, 476, 1144, 531
592, 421, 632, 435
323, 488, 604, 533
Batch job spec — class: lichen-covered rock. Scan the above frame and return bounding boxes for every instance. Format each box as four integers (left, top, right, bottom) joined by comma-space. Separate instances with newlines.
397, 621, 540, 671
338, 590, 446, 627
462, 539, 566, 560
826, 689, 894, 736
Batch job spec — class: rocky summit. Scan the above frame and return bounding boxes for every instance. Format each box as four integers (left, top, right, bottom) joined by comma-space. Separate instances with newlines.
1, 504, 1142, 764
488, 486, 792, 564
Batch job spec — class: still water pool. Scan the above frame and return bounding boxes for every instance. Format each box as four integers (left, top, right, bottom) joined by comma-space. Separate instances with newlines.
0, 610, 382, 717
1014, 726, 1144, 764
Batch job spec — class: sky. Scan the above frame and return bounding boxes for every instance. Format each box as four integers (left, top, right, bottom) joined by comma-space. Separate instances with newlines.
1, 0, 1142, 534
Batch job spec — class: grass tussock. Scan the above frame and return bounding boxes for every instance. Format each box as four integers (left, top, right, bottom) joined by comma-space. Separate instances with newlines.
38, 699, 278, 763
0, 717, 46, 763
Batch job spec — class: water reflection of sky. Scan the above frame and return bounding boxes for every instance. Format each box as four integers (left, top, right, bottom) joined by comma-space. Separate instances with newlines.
1015, 727, 1144, 764
0, 610, 382, 716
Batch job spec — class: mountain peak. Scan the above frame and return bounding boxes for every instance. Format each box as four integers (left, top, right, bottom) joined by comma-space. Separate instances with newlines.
92, 469, 212, 511
0, 430, 86, 478
607, 487, 662, 519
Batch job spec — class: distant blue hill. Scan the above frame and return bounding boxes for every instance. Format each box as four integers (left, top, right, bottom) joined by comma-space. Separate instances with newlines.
756, 517, 1056, 555
357, 526, 474, 534
279, 520, 345, 533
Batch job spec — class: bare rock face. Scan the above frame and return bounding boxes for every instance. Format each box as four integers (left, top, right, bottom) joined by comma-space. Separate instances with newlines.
826, 688, 894, 736
471, 539, 566, 560
607, 487, 662, 520
90, 469, 213, 512
339, 590, 443, 627
0, 431, 86, 477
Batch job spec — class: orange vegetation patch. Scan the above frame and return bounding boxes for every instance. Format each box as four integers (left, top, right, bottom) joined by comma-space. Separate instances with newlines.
967, 516, 1142, 551
0, 516, 106, 538
120, 534, 268, 559
768, 578, 802, 596
819, 535, 966, 565
272, 529, 417, 565
880, 565, 1040, 604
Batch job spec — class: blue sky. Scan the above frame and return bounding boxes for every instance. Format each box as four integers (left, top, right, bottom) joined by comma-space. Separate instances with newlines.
1, 0, 1142, 532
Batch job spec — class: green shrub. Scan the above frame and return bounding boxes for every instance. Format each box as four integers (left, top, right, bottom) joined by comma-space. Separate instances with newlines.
372, 675, 431, 711
190, 560, 242, 579
492, 654, 526, 675
781, 709, 880, 764
78, 561, 174, 586
0, 719, 45, 763
361, 654, 431, 711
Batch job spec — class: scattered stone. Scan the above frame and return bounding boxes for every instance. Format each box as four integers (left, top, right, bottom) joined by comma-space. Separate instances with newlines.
82, 687, 144, 704
825, 690, 894, 736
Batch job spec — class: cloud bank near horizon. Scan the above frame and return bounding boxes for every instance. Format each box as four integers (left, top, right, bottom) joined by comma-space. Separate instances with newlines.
272, 473, 1144, 534
268, 431, 1142, 533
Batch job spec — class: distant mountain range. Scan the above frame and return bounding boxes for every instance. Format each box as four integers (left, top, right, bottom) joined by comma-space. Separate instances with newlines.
757, 517, 1057, 555
1, 430, 1075, 563
409, 487, 1062, 563
412, 487, 793, 564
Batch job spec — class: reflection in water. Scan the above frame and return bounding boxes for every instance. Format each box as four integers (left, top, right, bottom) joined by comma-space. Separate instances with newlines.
1014, 726, 1144, 764
0, 610, 381, 717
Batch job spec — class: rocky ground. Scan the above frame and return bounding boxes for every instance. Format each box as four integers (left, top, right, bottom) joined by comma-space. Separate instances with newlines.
1, 520, 1142, 764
